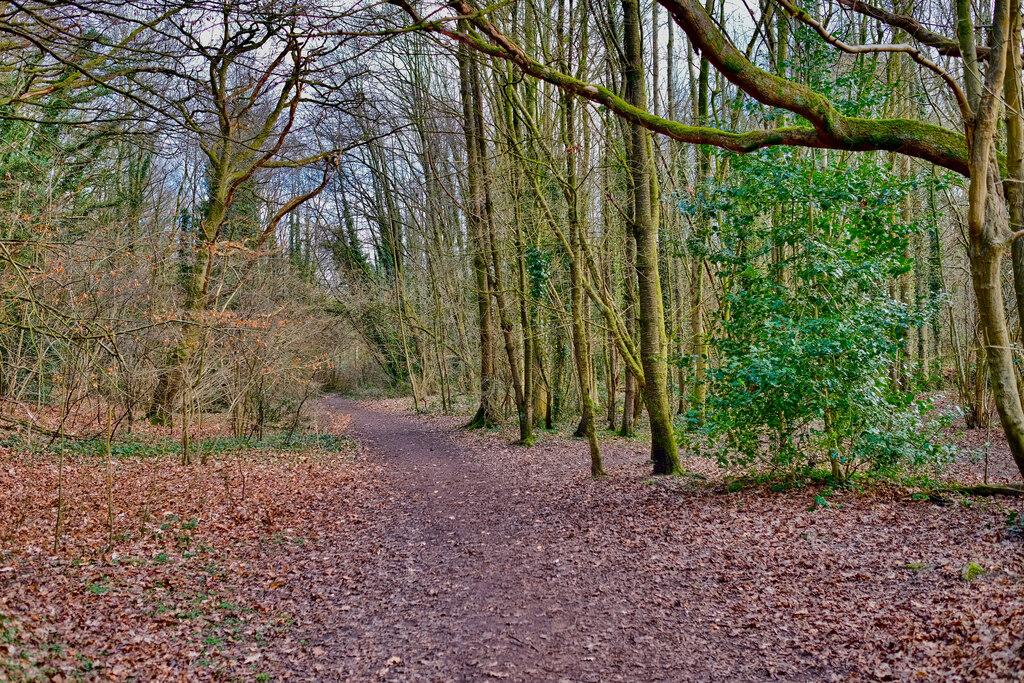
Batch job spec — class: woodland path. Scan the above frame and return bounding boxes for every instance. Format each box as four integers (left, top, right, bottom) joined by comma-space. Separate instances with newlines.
308, 397, 747, 682
291, 397, 1024, 682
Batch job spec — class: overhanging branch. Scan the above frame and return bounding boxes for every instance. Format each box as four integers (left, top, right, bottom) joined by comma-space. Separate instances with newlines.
396, 0, 972, 176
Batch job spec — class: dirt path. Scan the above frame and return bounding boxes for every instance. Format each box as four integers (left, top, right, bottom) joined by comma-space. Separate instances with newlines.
308, 398, 728, 682
292, 398, 1024, 682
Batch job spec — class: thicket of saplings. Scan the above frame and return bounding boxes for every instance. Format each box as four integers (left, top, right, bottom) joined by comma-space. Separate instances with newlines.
0, 118, 350, 462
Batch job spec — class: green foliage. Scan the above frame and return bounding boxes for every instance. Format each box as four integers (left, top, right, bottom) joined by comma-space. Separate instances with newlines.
746, 22, 905, 125
525, 245, 552, 299
1005, 510, 1024, 538
2, 432, 351, 459
807, 492, 840, 511
677, 150, 955, 480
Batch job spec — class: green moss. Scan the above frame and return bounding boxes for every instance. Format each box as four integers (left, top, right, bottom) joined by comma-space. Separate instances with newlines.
720, 53, 746, 75
961, 562, 986, 582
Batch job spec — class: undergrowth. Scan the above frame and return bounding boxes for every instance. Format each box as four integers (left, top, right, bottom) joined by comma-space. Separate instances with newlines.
0, 432, 352, 459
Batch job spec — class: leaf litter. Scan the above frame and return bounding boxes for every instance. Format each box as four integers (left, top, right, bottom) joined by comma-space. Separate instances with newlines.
1, 395, 1023, 680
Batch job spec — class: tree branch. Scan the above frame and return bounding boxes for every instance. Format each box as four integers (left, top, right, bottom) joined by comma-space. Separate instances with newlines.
657, 0, 970, 173
837, 0, 990, 60
774, 0, 970, 120
396, 0, 972, 176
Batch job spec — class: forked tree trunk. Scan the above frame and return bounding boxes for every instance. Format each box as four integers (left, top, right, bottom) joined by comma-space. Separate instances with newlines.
970, 157, 1024, 475
960, 0, 1024, 479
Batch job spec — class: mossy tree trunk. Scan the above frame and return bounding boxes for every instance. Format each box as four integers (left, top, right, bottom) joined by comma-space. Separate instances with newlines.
622, 0, 683, 475
564, 91, 605, 476
619, 235, 638, 437
958, 0, 1024, 477
1005, 1, 1024, 343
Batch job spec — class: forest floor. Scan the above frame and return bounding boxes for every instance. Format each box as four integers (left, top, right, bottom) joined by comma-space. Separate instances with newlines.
2, 396, 1024, 680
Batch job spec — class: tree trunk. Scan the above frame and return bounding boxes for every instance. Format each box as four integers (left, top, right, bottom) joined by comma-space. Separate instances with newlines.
969, 156, 1024, 476
458, 38, 498, 429
566, 94, 605, 475
689, 8, 711, 422
622, 0, 682, 475
959, 0, 1024, 478
620, 235, 637, 437
1005, 2, 1024, 342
